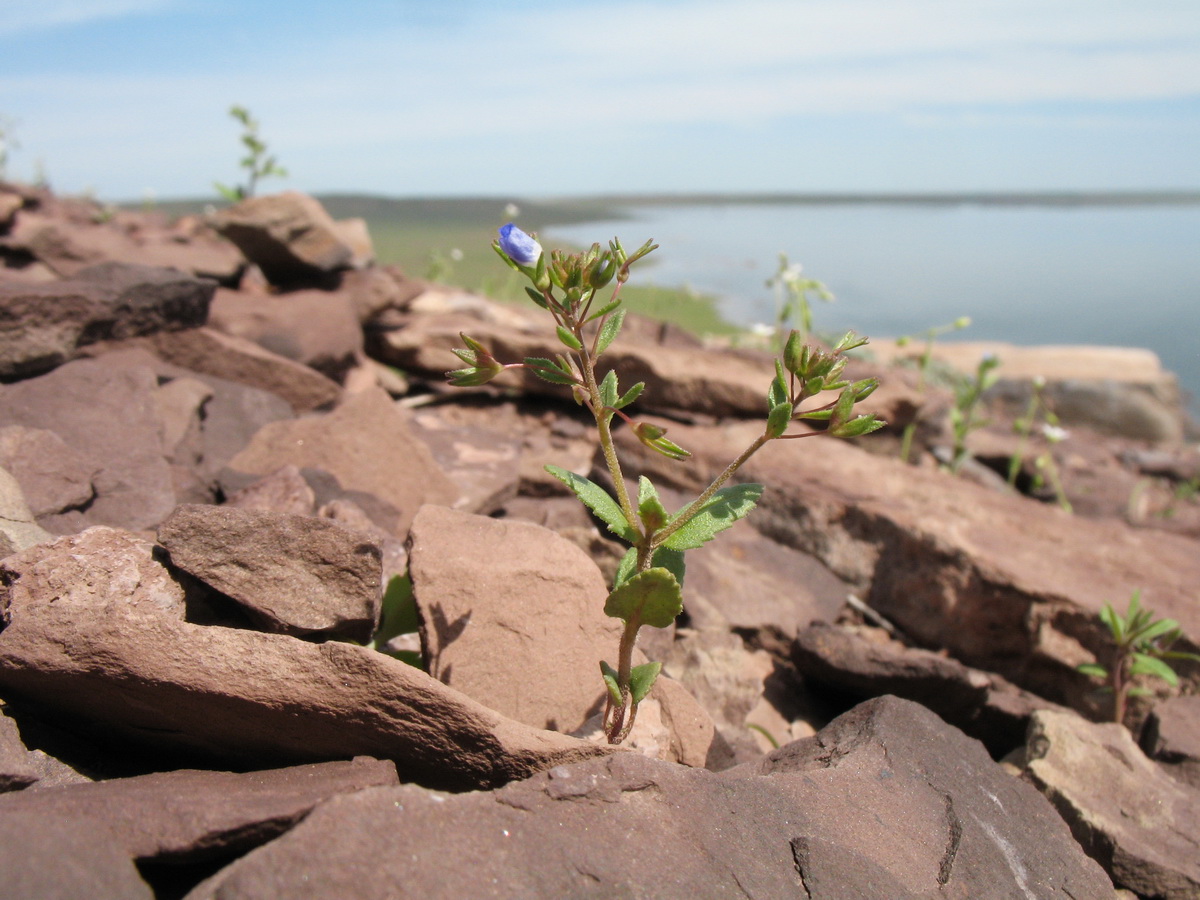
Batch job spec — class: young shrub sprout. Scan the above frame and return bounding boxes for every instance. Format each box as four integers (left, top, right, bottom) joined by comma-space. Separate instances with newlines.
448, 225, 885, 744
214, 105, 288, 202
894, 317, 971, 463
1077, 590, 1200, 726
947, 353, 1000, 474
1007, 376, 1072, 512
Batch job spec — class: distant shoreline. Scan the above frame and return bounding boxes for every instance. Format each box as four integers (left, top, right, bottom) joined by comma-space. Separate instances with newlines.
545, 190, 1200, 209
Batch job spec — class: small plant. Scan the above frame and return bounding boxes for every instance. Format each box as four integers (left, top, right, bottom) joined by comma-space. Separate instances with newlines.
894, 317, 971, 463
448, 225, 884, 744
0, 115, 18, 180
426, 247, 464, 283
1006, 376, 1072, 512
1077, 590, 1200, 725
946, 353, 1000, 474
370, 574, 423, 669
214, 105, 288, 202
766, 252, 833, 348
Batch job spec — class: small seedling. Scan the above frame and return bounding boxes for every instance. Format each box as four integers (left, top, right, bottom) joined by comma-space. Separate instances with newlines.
370, 573, 423, 669
1007, 376, 1071, 512
214, 105, 288, 202
766, 252, 833, 348
1077, 590, 1200, 725
0, 115, 17, 180
894, 317, 971, 463
448, 225, 884, 744
946, 353, 1000, 474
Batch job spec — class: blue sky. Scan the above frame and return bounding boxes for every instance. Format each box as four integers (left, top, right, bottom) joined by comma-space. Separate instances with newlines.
1, 0, 1198, 200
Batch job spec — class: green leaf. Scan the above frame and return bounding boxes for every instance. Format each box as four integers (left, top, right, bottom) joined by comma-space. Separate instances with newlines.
545, 465, 637, 543
1099, 602, 1122, 639
767, 359, 788, 410
524, 286, 550, 309
830, 414, 887, 439
1127, 687, 1152, 698
766, 401, 793, 438
586, 298, 622, 322
1133, 617, 1179, 644
523, 357, 577, 386
629, 661, 662, 704
662, 483, 764, 551
600, 661, 622, 704
599, 370, 619, 410
1076, 663, 1109, 679
372, 573, 420, 648
1130, 653, 1179, 685
613, 546, 685, 590
378, 648, 423, 669
616, 382, 645, 409
596, 307, 627, 355
637, 477, 669, 533
604, 568, 683, 628
556, 325, 583, 350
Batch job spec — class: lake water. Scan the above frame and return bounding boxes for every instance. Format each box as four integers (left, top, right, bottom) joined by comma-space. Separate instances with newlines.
546, 201, 1200, 413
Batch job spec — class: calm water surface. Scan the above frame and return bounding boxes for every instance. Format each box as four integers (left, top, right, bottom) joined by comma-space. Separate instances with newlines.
546, 203, 1200, 411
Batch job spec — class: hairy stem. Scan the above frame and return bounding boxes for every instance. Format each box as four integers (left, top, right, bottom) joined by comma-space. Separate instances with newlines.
651, 431, 772, 549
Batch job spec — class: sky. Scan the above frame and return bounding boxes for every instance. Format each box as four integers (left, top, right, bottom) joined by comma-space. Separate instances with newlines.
1, 0, 1198, 201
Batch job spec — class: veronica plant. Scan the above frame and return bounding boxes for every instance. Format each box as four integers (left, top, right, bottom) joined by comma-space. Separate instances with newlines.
214, 105, 288, 202
766, 252, 833, 348
1078, 590, 1200, 725
449, 225, 884, 744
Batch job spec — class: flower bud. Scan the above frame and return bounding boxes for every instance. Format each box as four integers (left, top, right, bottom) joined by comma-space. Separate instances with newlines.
497, 223, 543, 268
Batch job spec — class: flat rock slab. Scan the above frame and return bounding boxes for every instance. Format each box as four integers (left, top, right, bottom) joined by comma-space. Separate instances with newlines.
214, 192, 355, 286
793, 622, 1070, 756
0, 527, 610, 790
157, 504, 382, 642
409, 505, 717, 767
0, 810, 154, 900
0, 261, 214, 378
409, 505, 621, 734
1024, 708, 1200, 899
0, 357, 176, 532
0, 757, 397, 863
185, 697, 1113, 900
209, 287, 363, 380
1142, 695, 1200, 790
227, 387, 459, 538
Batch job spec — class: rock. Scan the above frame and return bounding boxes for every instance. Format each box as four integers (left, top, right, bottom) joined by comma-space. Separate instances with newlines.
223, 465, 315, 516
0, 527, 610, 790
0, 263, 211, 378
213, 192, 356, 286
409, 505, 719, 766
0, 709, 39, 791
1142, 695, 1200, 790
408, 505, 623, 735
340, 265, 424, 323
0, 190, 21, 229
408, 409, 522, 514
328, 217, 374, 269
208, 286, 363, 381
226, 387, 458, 538
0, 810, 154, 900
1024, 708, 1200, 898
0, 359, 176, 532
683, 523, 848, 635
0, 204, 241, 283
315, 497, 408, 585
792, 622, 1070, 756
147, 326, 342, 413
157, 504, 382, 643
0, 757, 398, 862
870, 339, 1187, 442
183, 697, 1113, 900
0, 467, 53, 556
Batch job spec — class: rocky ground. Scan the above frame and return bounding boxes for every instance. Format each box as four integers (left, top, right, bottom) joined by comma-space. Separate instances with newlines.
0, 182, 1198, 899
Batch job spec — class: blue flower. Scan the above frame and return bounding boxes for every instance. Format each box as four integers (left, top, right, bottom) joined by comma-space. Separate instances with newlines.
498, 223, 542, 267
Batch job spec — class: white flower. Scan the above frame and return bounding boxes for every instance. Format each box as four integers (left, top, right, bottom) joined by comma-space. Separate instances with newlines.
1041, 424, 1069, 443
